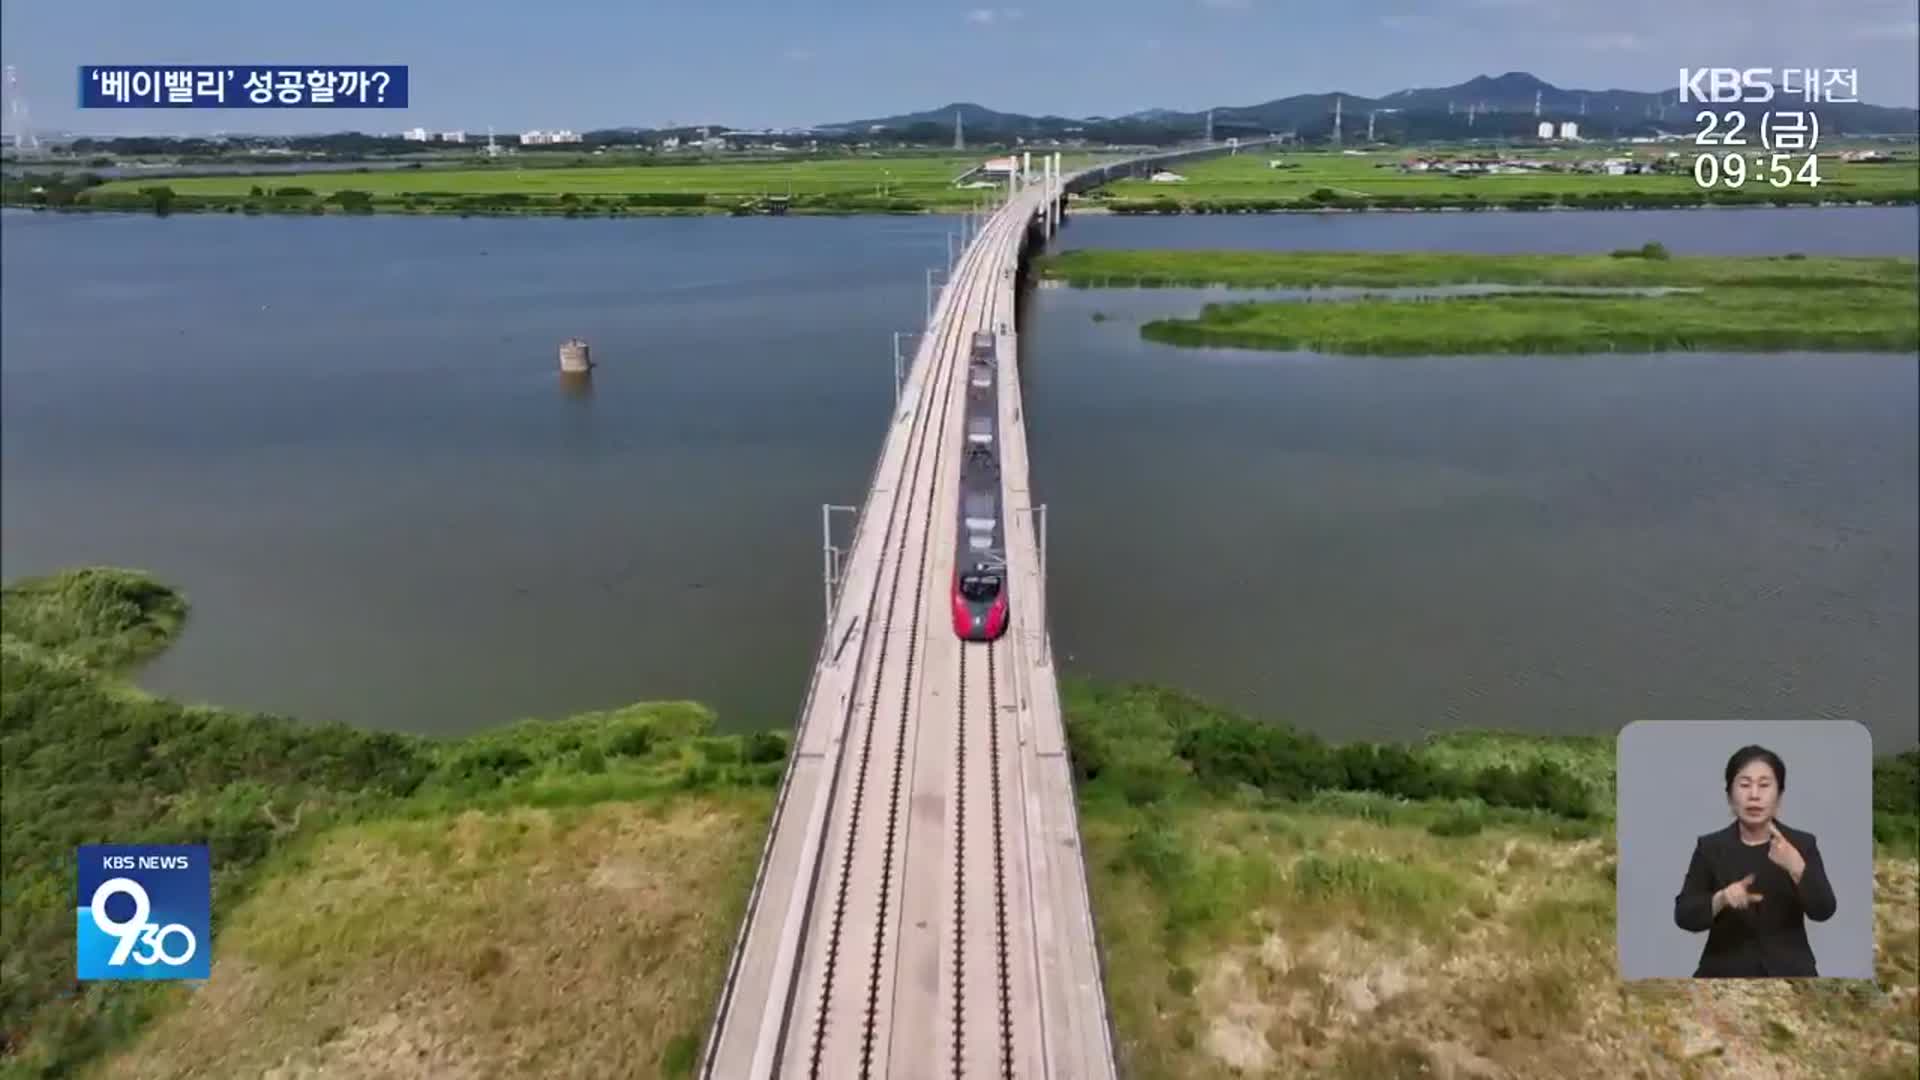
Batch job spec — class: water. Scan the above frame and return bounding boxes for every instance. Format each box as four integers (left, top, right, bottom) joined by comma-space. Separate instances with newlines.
3, 207, 1914, 748
2, 211, 947, 734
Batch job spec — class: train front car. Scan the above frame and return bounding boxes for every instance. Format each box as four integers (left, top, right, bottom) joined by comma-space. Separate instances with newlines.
953, 483, 1009, 641
953, 330, 1010, 641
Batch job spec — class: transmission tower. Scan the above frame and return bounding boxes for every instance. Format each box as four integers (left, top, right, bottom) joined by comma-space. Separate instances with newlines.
1332, 96, 1342, 145
1205, 108, 1214, 143
954, 109, 964, 150
1534, 89, 1542, 118
5, 66, 38, 152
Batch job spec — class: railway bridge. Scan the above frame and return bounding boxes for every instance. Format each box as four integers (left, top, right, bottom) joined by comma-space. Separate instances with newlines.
699, 140, 1273, 1080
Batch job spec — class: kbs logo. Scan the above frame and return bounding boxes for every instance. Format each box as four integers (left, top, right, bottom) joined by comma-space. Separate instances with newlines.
1679, 67, 1860, 104
77, 844, 211, 980
1681, 68, 1779, 103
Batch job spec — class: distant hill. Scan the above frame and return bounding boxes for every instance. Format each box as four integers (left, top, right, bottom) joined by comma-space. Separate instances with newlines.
814, 71, 1920, 144
818, 101, 1087, 135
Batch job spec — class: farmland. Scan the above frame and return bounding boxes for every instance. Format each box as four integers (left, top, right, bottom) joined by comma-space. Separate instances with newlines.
1083, 146, 1920, 211
12, 142, 1917, 217
40, 151, 1115, 216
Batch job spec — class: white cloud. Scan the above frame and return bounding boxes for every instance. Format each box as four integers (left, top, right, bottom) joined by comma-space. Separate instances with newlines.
966, 7, 1023, 24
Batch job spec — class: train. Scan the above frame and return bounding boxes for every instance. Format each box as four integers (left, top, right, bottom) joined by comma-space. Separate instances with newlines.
953, 330, 1010, 641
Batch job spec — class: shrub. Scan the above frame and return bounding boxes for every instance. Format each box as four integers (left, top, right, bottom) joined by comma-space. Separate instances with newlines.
1174, 718, 1341, 799
1470, 760, 1591, 818
444, 746, 534, 787
743, 731, 788, 765
607, 726, 655, 757
1109, 757, 1185, 806
1122, 818, 1191, 888
1428, 810, 1486, 838
1873, 750, 1918, 817
697, 738, 742, 765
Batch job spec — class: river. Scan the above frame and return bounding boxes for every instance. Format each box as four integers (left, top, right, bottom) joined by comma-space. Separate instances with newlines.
3, 206, 1914, 747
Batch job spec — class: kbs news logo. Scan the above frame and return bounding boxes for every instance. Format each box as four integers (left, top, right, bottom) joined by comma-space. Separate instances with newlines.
1678, 67, 1860, 104
76, 845, 211, 980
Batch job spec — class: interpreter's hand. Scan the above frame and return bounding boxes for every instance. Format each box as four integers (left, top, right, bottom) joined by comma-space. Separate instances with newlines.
1766, 824, 1807, 880
1720, 874, 1763, 911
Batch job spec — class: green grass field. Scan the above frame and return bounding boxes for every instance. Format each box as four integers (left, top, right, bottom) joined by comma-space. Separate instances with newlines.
1088, 147, 1920, 209
5, 568, 1917, 1077
100, 155, 985, 198
1037, 248, 1920, 355
76, 152, 1114, 215
1037, 248, 1920, 290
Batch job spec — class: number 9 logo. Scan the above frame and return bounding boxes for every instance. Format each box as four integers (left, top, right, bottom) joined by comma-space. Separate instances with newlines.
91, 878, 198, 966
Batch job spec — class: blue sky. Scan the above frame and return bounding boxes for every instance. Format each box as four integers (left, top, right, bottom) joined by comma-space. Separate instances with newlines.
4, 1, 1916, 135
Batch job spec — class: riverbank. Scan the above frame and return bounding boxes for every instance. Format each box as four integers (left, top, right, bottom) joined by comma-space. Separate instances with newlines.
1066, 681, 1917, 1078
3, 568, 1915, 1077
1036, 247, 1920, 355
0, 568, 781, 1075
7, 144, 1916, 219
1, 154, 1077, 218
1086, 147, 1920, 215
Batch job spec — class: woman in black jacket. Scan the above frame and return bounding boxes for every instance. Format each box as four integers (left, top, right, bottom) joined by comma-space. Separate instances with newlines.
1673, 745, 1838, 977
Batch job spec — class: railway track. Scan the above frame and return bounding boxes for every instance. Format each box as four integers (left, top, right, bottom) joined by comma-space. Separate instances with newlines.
949, 641, 1016, 1079
702, 158, 1196, 1079
789, 210, 1015, 1080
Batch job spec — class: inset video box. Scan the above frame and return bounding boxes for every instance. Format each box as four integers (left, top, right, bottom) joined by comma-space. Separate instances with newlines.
1615, 720, 1874, 980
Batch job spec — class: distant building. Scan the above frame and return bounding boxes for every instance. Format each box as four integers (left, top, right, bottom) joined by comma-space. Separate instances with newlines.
442, 131, 466, 144
979, 156, 1019, 176
1559, 121, 1579, 140
1537, 121, 1554, 140
402, 127, 430, 142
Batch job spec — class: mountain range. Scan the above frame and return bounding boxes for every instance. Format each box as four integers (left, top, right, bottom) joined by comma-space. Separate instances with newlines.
815, 72, 1919, 141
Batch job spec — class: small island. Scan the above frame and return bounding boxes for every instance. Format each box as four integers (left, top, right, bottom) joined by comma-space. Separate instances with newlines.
1036, 247, 1920, 355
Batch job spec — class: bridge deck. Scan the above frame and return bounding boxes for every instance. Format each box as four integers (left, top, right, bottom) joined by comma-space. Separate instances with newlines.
701, 145, 1264, 1079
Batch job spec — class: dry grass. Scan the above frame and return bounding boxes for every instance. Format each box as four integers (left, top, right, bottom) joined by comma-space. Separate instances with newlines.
1087, 805, 1920, 1079
82, 795, 768, 1080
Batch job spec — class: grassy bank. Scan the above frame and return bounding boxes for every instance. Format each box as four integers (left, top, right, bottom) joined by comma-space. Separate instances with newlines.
1083, 147, 1920, 213
5, 568, 1916, 1077
1036, 247, 1920, 355
1063, 681, 1920, 1078
0, 568, 780, 1077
